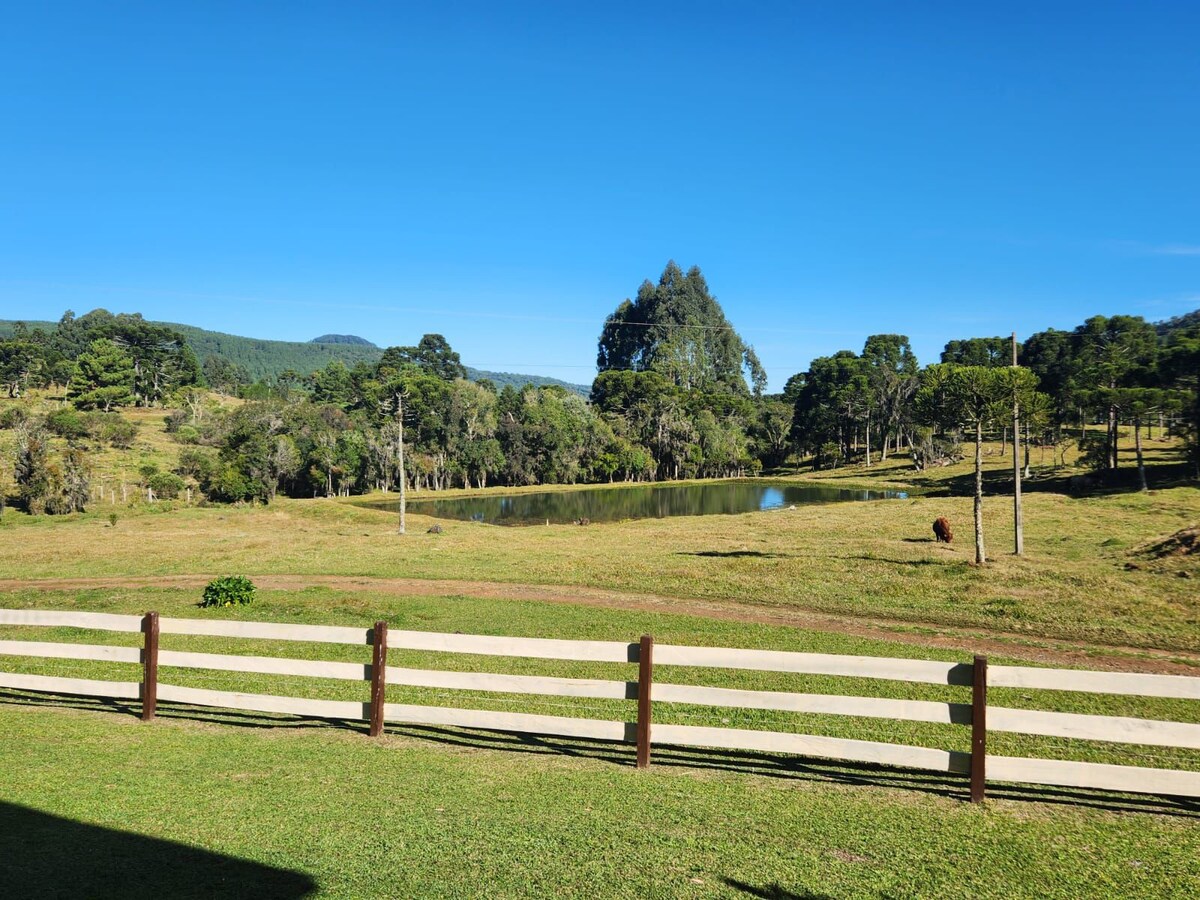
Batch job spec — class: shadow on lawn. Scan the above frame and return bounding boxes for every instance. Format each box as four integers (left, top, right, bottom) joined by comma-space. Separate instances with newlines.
677, 550, 796, 559
723, 880, 833, 900
384, 723, 1200, 819
921, 459, 1196, 499
4, 691, 1198, 820
0, 801, 315, 899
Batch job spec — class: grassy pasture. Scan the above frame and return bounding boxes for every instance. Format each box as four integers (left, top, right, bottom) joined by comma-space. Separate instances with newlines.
2, 482, 1197, 657
2, 397, 1199, 896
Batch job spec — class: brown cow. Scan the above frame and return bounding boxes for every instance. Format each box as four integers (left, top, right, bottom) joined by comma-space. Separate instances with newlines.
932, 517, 953, 544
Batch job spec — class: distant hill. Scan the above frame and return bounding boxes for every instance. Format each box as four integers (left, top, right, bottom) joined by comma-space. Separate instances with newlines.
463, 367, 589, 395
311, 334, 377, 346
0, 316, 590, 395
1156, 308, 1200, 337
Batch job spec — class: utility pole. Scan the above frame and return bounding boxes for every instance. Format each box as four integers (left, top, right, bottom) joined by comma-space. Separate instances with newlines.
396, 391, 407, 535
1012, 331, 1023, 556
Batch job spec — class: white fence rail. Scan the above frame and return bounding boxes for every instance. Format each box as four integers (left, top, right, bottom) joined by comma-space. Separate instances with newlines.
1, 607, 1197, 801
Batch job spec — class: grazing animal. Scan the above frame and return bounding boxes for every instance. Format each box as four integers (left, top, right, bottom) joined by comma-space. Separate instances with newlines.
932, 517, 953, 544
427, 524, 444, 534
573, 517, 591, 526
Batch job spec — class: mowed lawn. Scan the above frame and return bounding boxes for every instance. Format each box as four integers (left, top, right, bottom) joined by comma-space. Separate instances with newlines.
3, 699, 1198, 900
1, 590, 1198, 898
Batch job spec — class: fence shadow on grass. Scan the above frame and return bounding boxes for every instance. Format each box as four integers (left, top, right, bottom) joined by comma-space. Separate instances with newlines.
383, 723, 1200, 819
4, 690, 1198, 819
0, 801, 316, 899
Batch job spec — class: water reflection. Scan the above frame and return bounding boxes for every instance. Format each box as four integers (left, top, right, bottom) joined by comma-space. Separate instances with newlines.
359, 481, 906, 526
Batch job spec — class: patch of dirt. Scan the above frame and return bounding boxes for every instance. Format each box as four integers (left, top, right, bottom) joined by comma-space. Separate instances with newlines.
1133, 525, 1200, 560
2, 573, 1198, 674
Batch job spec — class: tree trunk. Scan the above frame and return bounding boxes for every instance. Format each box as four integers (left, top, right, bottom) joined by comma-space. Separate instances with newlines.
1023, 419, 1031, 479
1134, 417, 1147, 492
864, 412, 871, 468
1108, 404, 1118, 469
974, 420, 986, 565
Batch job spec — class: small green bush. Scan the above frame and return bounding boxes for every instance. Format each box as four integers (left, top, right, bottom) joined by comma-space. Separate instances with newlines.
201, 575, 256, 608
100, 417, 138, 449
0, 406, 29, 429
148, 472, 185, 500
45, 408, 90, 440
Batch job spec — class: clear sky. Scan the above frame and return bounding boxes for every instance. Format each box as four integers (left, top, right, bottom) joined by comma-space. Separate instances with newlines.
2, 2, 1197, 390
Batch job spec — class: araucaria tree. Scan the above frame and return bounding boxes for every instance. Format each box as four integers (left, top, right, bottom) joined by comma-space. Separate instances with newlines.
68, 339, 136, 411
916, 365, 1015, 565
598, 261, 766, 395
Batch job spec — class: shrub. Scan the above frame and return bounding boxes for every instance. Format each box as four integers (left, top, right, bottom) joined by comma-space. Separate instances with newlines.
147, 471, 185, 500
174, 424, 201, 445
45, 408, 90, 440
203, 463, 257, 503
0, 406, 29, 429
1077, 431, 1110, 471
100, 417, 138, 449
108, 512, 118, 527
201, 575, 256, 608
176, 447, 217, 481
163, 409, 188, 434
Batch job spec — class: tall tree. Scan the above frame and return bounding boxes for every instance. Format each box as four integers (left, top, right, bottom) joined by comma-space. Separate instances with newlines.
1071, 315, 1158, 469
68, 339, 136, 411
916, 365, 1011, 564
862, 334, 919, 461
598, 261, 766, 395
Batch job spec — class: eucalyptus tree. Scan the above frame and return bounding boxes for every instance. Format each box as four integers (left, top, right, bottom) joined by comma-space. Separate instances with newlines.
598, 261, 766, 395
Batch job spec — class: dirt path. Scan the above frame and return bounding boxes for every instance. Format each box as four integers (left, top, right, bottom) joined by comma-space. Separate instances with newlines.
1, 574, 1197, 674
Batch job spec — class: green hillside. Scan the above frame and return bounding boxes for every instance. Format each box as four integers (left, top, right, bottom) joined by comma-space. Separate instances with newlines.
172, 323, 383, 379
0, 316, 590, 394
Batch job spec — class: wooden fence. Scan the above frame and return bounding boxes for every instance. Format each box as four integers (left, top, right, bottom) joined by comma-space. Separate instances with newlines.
1, 608, 1198, 801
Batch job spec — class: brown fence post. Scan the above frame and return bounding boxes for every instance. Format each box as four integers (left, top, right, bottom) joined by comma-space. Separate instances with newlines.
141, 611, 159, 722
636, 634, 654, 769
369, 621, 388, 737
970, 654, 988, 802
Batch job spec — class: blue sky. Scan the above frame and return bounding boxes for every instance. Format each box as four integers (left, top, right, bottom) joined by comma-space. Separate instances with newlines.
2, 2, 1197, 389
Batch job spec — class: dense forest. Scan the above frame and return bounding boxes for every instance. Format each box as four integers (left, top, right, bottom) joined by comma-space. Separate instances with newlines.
0, 315, 588, 394
2, 262, 1198, 514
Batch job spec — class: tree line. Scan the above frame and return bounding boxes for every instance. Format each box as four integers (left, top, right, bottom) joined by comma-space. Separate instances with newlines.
2, 264, 1198, 520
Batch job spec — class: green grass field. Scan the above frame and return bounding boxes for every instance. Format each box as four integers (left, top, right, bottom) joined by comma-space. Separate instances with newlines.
2, 399, 1199, 896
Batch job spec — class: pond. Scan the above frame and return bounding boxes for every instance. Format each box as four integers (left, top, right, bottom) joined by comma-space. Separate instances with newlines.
359, 480, 907, 526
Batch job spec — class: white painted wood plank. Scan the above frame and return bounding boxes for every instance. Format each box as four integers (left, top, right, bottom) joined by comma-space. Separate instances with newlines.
989, 706, 1200, 749
382, 703, 630, 742
384, 630, 633, 663
159, 650, 368, 681
158, 617, 370, 645
988, 755, 1200, 798
0, 671, 141, 699
989, 665, 1200, 700
385, 667, 631, 699
652, 722, 970, 774
654, 645, 970, 685
654, 683, 970, 724
156, 683, 365, 719
0, 640, 141, 664
0, 609, 143, 633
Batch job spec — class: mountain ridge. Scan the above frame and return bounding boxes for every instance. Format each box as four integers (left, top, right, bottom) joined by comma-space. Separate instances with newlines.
0, 315, 591, 396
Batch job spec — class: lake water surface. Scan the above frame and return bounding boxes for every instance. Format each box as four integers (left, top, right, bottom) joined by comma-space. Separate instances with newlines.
361, 480, 906, 526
